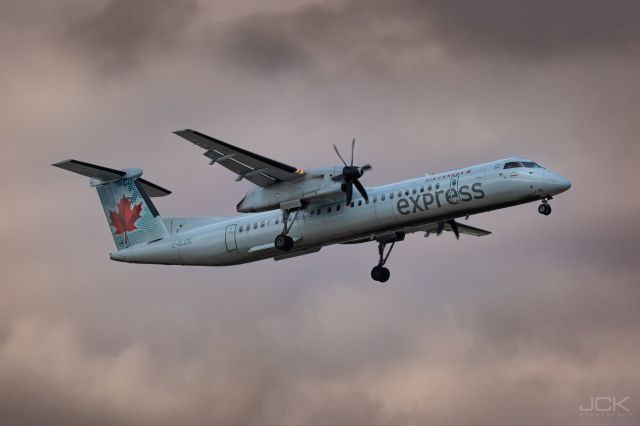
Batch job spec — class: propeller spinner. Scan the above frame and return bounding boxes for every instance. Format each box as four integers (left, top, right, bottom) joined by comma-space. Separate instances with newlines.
332, 138, 372, 205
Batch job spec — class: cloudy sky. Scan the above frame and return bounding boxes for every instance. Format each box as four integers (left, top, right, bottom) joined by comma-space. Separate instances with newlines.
1, 0, 639, 424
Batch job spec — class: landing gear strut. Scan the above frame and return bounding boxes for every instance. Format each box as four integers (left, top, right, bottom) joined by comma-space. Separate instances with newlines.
274, 208, 299, 251
538, 196, 552, 216
370, 232, 404, 283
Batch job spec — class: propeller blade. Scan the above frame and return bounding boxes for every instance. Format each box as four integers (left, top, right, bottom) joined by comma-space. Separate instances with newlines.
350, 138, 355, 166
345, 183, 353, 205
333, 144, 348, 166
436, 222, 445, 235
360, 163, 372, 174
448, 219, 460, 240
353, 179, 368, 202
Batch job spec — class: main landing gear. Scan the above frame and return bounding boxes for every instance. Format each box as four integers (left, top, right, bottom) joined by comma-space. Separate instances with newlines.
538, 196, 552, 216
274, 208, 300, 251
371, 232, 404, 283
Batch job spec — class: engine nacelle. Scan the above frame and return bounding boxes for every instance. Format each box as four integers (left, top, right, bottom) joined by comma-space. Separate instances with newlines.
236, 166, 346, 212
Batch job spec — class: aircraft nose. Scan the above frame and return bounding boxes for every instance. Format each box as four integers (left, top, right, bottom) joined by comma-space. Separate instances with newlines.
545, 171, 571, 195
554, 175, 572, 193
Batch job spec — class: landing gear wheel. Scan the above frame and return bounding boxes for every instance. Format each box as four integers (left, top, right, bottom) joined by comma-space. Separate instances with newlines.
371, 265, 390, 282
380, 267, 390, 282
538, 204, 551, 216
274, 234, 294, 251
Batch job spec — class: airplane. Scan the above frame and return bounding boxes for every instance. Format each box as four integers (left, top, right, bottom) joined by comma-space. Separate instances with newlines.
53, 129, 571, 282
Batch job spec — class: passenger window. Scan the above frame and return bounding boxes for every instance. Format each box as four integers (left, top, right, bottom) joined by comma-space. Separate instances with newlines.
373, 196, 377, 202
239, 227, 243, 233
428, 184, 432, 191
389, 193, 394, 199
253, 223, 258, 229
260, 221, 265, 228
420, 186, 424, 192
336, 204, 341, 211
358, 200, 362, 206
435, 183, 440, 189
398, 191, 402, 197
381, 195, 386, 201
275, 218, 279, 225
310, 210, 314, 215
412, 188, 417, 194
327, 207, 332, 213
504, 161, 523, 169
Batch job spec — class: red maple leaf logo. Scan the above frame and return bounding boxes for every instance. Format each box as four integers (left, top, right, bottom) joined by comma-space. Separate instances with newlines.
109, 196, 142, 243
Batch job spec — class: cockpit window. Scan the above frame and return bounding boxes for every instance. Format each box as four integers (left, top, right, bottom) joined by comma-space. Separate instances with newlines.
503, 161, 523, 169
522, 161, 543, 168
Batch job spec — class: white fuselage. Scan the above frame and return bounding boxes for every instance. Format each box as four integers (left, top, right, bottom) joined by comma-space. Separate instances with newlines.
110, 158, 570, 266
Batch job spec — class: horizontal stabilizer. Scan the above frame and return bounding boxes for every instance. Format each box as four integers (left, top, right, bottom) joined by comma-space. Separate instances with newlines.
137, 178, 171, 197
52, 159, 171, 197
52, 159, 124, 181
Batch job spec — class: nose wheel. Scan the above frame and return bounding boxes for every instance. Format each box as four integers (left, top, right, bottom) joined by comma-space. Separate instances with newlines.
538, 196, 552, 216
538, 204, 552, 215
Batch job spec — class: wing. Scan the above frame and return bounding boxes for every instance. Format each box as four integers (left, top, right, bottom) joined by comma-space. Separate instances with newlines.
340, 221, 491, 244
450, 222, 492, 237
173, 129, 304, 187
422, 221, 492, 237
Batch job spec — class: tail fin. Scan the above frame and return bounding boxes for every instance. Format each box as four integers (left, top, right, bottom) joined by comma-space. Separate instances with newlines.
53, 159, 170, 250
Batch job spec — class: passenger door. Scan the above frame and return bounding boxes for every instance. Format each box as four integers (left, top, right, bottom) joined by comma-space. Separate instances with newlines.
225, 224, 237, 251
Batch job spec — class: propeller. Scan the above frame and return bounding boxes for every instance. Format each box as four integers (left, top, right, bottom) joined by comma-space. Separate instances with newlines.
332, 138, 372, 205
436, 219, 460, 240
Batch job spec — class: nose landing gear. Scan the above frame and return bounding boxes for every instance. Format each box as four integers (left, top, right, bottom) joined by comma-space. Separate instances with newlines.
538, 196, 552, 216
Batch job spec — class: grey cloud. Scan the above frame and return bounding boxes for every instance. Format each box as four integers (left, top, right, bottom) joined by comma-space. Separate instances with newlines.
419, 0, 640, 57
216, 0, 640, 69
63, 0, 199, 75
220, 16, 311, 74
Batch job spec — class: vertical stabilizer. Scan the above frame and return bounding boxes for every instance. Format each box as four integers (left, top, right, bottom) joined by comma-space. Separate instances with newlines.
53, 159, 170, 250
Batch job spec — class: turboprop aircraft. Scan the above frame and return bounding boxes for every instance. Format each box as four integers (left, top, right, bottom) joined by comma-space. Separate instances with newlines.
53, 129, 571, 282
